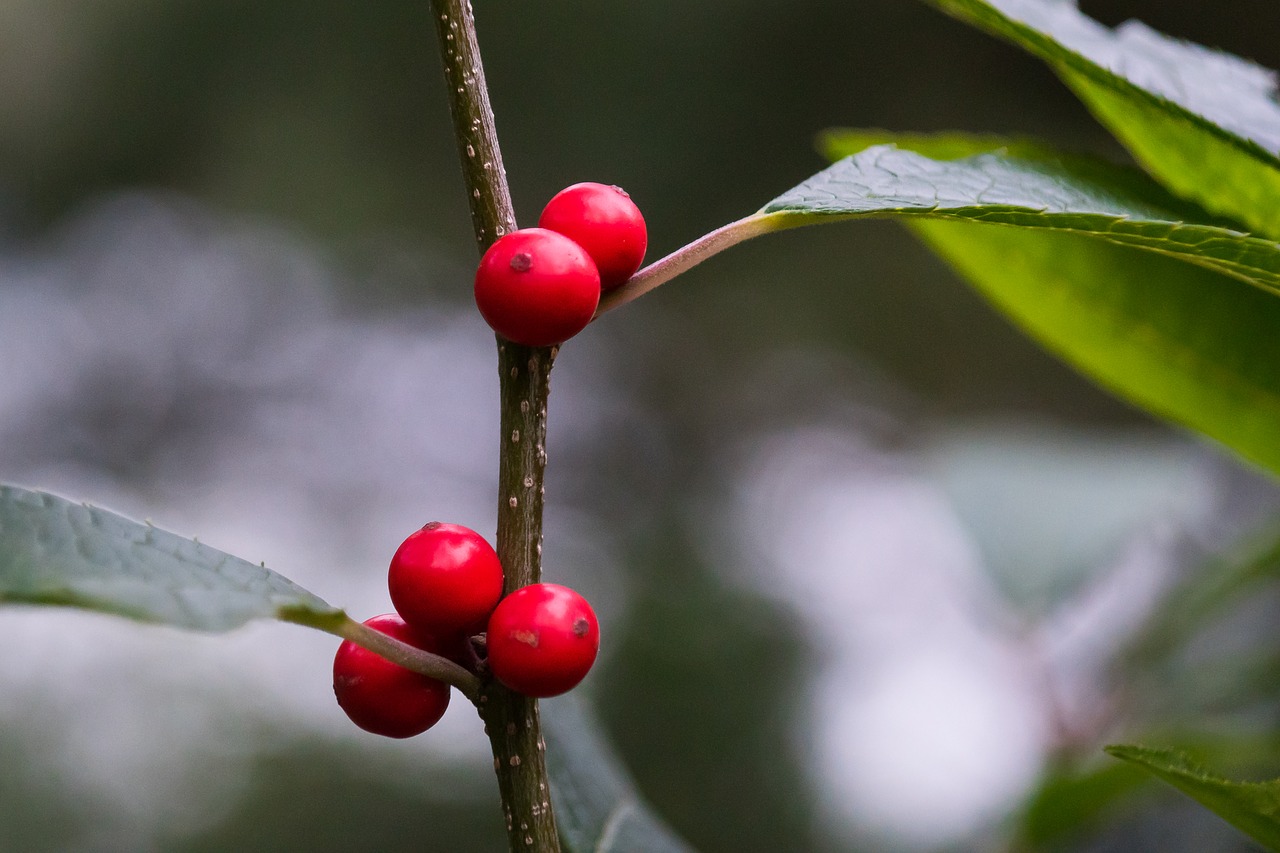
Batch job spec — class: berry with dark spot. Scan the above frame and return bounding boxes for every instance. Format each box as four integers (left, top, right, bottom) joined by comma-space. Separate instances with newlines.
474, 228, 600, 346
486, 583, 600, 697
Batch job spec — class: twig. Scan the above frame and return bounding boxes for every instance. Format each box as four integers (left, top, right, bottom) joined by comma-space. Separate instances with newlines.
430, 1, 562, 850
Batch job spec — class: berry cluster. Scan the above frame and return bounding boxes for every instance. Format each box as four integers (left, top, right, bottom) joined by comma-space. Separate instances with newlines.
334, 183, 628, 738
474, 182, 647, 346
333, 522, 600, 738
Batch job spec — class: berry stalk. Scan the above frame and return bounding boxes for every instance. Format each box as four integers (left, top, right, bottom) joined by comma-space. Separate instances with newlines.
429, 1, 562, 850
595, 213, 775, 315
336, 615, 481, 703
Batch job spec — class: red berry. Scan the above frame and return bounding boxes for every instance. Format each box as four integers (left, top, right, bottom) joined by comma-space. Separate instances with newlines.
486, 583, 600, 698
474, 228, 600, 347
538, 183, 647, 291
332, 614, 451, 738
389, 522, 504, 637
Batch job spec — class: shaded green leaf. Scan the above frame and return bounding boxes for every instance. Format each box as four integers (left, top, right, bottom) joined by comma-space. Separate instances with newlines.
912, 220, 1280, 477
921, 0, 1280, 237
543, 696, 695, 853
759, 142, 1280, 476
1106, 745, 1280, 850
0, 484, 342, 632
1015, 759, 1148, 847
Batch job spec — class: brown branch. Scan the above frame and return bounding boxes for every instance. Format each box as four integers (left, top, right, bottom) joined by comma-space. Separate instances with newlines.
430, 1, 561, 850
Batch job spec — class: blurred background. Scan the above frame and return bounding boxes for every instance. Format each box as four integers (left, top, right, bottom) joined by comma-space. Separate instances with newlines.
1, 1, 1280, 850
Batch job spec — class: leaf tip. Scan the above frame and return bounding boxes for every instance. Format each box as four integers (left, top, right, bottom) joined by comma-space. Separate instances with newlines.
1103, 744, 1133, 759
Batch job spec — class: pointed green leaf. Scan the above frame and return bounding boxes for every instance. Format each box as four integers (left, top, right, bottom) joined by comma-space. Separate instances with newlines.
921, 0, 1280, 238
765, 145, 1276, 292
0, 484, 343, 632
1106, 745, 1280, 850
543, 696, 695, 853
757, 142, 1280, 476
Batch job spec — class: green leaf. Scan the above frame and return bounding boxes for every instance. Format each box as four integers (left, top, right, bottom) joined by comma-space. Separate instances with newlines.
912, 220, 1280, 477
760, 142, 1280, 476
1015, 760, 1148, 847
543, 696, 695, 853
921, 0, 1280, 238
1106, 745, 1280, 850
0, 484, 343, 632
767, 144, 1267, 284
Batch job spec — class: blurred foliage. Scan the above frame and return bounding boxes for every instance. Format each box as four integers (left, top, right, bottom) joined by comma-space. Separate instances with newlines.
0, 722, 503, 852
543, 697, 695, 853
595, 524, 814, 853
174, 738, 504, 853
1013, 759, 1149, 849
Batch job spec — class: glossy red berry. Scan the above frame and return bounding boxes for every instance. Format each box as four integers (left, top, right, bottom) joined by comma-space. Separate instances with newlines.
486, 583, 600, 698
538, 182, 647, 291
474, 228, 600, 347
332, 614, 451, 738
389, 522, 504, 637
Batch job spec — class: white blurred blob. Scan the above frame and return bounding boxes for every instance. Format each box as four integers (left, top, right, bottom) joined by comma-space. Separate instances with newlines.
0, 610, 262, 840
813, 649, 1042, 848
727, 428, 1046, 845
722, 416, 1218, 849
0, 193, 619, 847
